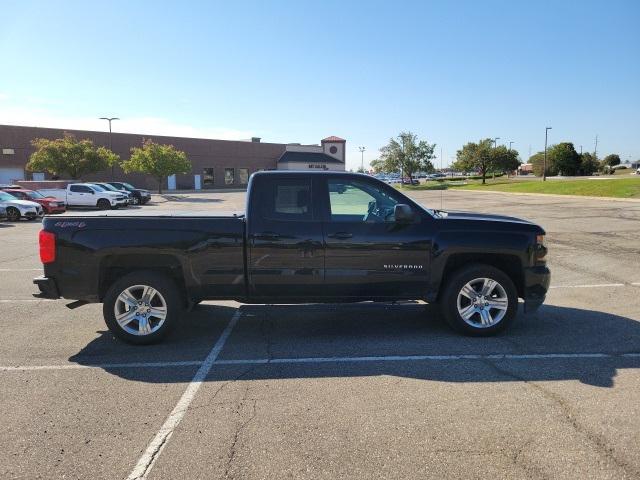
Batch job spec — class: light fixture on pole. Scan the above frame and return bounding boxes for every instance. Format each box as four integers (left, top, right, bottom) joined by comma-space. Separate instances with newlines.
543, 127, 552, 182
100, 117, 119, 180
358, 146, 366, 172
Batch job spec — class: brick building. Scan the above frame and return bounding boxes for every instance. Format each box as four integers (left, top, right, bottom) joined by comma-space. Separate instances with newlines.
0, 124, 346, 189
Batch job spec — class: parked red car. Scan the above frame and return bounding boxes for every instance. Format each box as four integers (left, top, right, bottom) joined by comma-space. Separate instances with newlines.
1, 188, 66, 214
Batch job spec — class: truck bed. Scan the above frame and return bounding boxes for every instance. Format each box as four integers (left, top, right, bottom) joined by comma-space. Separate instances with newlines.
42, 212, 247, 302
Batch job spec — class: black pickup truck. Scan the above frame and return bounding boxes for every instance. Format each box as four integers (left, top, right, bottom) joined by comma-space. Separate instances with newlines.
34, 171, 550, 344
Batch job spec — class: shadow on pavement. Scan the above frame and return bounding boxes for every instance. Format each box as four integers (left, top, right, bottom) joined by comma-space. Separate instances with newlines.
70, 303, 640, 387
161, 195, 224, 203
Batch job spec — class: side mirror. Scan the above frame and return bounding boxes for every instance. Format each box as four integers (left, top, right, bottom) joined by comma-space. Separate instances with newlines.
394, 204, 414, 223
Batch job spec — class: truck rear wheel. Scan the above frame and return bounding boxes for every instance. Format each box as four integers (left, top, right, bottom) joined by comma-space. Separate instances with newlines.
440, 264, 518, 336
103, 271, 182, 344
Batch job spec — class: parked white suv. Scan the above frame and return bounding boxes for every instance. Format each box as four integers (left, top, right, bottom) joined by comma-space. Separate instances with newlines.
0, 190, 44, 221
38, 183, 128, 209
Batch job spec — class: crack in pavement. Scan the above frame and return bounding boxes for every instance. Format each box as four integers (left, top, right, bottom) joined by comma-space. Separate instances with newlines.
484, 359, 640, 479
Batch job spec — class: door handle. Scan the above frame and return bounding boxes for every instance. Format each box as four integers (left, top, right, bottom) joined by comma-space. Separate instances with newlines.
255, 231, 281, 241
328, 232, 352, 240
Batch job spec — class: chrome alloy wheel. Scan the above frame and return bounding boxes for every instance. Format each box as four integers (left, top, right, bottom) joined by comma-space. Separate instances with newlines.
113, 285, 168, 336
456, 277, 508, 328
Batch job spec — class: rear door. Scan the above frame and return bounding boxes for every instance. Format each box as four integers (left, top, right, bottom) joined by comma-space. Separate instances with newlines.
321, 176, 432, 299
247, 174, 324, 299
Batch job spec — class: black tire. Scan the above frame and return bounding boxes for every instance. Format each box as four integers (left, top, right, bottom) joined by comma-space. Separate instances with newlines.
97, 198, 112, 210
440, 263, 518, 336
6, 207, 20, 222
103, 270, 183, 345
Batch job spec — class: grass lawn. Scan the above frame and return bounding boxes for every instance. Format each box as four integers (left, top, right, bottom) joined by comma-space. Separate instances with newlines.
446, 177, 640, 198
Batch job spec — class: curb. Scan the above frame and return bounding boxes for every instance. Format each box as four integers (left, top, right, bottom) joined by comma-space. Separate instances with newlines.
447, 188, 640, 203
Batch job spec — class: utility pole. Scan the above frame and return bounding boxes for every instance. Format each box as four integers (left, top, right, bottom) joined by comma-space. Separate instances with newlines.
509, 141, 514, 151
543, 127, 552, 181
100, 117, 119, 180
580, 145, 583, 155
594, 135, 598, 158
358, 146, 366, 172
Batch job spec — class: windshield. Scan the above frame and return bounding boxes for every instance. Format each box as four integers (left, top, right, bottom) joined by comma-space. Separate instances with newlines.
27, 191, 46, 199
89, 184, 106, 192
97, 183, 117, 191
122, 183, 136, 190
0, 191, 17, 201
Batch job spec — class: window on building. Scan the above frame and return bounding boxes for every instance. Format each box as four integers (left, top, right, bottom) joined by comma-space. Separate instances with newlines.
225, 168, 235, 185
238, 168, 249, 185
203, 168, 214, 187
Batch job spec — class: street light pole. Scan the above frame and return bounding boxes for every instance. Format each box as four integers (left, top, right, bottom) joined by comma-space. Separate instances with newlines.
509, 141, 514, 151
358, 146, 366, 172
100, 117, 119, 180
543, 127, 552, 181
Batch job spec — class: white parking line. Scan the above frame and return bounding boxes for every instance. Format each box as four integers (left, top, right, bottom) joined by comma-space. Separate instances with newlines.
3, 351, 638, 373
0, 299, 56, 303
0, 268, 42, 272
215, 352, 640, 365
549, 283, 626, 289
126, 309, 241, 480
0, 361, 202, 372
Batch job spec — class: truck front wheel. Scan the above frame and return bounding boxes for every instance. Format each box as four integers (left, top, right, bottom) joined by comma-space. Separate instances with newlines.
440, 264, 518, 336
103, 271, 182, 344
97, 198, 112, 210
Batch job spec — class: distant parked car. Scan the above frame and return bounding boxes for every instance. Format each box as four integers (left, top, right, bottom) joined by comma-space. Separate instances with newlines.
93, 182, 133, 205
1, 188, 66, 214
401, 177, 420, 185
38, 183, 128, 210
636, 167, 640, 175
0, 190, 44, 221
106, 182, 151, 205
0, 205, 6, 220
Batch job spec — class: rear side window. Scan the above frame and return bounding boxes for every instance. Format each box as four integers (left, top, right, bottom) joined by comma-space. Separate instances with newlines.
257, 178, 313, 221
70, 185, 90, 193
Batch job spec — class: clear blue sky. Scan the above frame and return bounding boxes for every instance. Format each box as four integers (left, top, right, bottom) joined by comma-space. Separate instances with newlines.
1, 0, 638, 169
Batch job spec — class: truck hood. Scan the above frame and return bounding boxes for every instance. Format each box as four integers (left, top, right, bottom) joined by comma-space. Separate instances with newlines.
436, 210, 545, 233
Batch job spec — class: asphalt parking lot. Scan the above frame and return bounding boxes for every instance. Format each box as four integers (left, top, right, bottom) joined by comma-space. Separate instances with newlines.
1, 189, 640, 480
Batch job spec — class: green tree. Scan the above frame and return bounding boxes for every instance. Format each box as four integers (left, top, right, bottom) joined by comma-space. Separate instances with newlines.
26, 133, 119, 180
529, 151, 557, 177
493, 145, 521, 175
579, 152, 599, 176
603, 154, 621, 168
376, 132, 436, 179
548, 142, 580, 176
452, 139, 495, 184
121, 139, 191, 193
369, 158, 387, 173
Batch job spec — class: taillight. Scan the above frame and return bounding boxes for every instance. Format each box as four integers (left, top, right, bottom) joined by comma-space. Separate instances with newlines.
39, 230, 56, 264
535, 234, 547, 261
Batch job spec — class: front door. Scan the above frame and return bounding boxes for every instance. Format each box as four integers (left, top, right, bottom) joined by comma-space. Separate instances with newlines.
322, 177, 432, 299
247, 175, 325, 299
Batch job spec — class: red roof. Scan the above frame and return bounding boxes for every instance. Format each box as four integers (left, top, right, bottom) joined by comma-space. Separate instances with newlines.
322, 136, 346, 142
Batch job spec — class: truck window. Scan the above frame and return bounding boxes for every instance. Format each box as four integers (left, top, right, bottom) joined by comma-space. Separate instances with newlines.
258, 178, 313, 221
328, 179, 400, 223
70, 185, 91, 193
